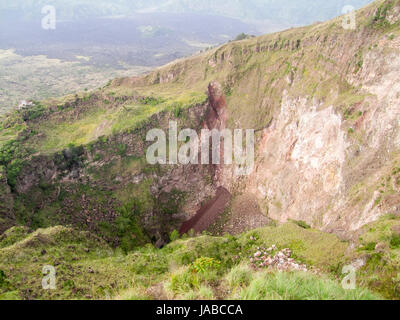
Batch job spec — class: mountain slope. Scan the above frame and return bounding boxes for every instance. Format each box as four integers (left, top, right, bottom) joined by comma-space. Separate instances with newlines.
1, 0, 400, 300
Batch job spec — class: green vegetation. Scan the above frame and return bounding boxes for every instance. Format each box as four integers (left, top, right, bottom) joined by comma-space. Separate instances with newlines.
21, 102, 46, 121
225, 264, 253, 288
5, 159, 25, 190
354, 51, 364, 74
189, 257, 221, 274
234, 33, 255, 41
113, 199, 150, 252
0, 222, 383, 300
239, 272, 378, 300
289, 220, 311, 229
371, 0, 396, 29
169, 230, 180, 242
239, 223, 348, 267
357, 214, 400, 298
0, 135, 31, 191
0, 227, 31, 249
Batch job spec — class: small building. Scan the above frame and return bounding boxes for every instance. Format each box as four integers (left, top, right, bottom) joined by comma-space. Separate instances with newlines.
17, 100, 33, 110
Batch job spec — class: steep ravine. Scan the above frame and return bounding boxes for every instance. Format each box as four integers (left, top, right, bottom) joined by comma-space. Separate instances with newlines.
1, 0, 400, 245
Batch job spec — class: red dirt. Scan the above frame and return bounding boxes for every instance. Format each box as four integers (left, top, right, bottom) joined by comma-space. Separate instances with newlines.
179, 187, 232, 235
179, 81, 231, 235
204, 81, 227, 130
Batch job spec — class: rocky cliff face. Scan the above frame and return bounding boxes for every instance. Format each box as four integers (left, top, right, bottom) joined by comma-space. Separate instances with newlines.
133, 0, 400, 237
243, 2, 400, 237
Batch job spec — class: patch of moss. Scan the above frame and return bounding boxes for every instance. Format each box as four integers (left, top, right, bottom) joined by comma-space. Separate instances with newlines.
289, 220, 311, 229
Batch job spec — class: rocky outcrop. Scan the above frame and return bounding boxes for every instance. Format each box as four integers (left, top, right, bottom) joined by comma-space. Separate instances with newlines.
201, 81, 229, 184
248, 93, 347, 232
244, 7, 400, 236
204, 81, 228, 131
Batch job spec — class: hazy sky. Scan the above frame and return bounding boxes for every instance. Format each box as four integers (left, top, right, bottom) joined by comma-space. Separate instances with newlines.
0, 0, 374, 26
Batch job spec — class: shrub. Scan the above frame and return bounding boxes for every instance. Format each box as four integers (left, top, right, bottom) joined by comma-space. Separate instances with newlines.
234, 33, 254, 41
171, 103, 183, 118
141, 97, 163, 106
198, 285, 215, 299
371, 1, 394, 29
60, 144, 85, 170
166, 267, 200, 294
114, 200, 147, 252
290, 220, 311, 229
390, 234, 400, 249
117, 144, 127, 156
21, 102, 45, 121
225, 264, 253, 288
0, 270, 7, 288
364, 242, 377, 251
6, 159, 24, 189
189, 257, 221, 274
0, 140, 25, 166
170, 230, 180, 242
166, 263, 219, 298
169, 235, 241, 270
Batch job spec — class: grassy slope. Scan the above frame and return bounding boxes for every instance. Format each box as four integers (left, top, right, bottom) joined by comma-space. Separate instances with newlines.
0, 82, 207, 153
0, 222, 382, 300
